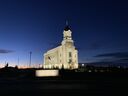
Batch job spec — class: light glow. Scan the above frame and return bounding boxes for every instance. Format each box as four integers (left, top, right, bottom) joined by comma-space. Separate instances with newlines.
35, 70, 59, 77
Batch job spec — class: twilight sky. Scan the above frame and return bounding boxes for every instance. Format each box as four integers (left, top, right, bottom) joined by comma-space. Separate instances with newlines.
0, 0, 128, 67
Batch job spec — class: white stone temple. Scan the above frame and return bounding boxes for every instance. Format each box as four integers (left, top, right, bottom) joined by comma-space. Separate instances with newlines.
43, 22, 78, 69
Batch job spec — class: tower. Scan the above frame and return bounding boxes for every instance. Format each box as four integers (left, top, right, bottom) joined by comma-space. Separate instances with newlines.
61, 21, 73, 45
61, 21, 78, 69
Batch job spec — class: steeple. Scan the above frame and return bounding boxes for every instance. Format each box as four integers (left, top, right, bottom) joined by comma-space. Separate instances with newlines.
66, 20, 68, 26
62, 20, 74, 45
64, 20, 70, 31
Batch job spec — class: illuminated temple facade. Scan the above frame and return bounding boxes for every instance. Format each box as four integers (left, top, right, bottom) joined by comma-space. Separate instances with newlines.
43, 23, 78, 69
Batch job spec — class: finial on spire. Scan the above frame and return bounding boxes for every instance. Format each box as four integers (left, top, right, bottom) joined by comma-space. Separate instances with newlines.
64, 20, 70, 31
66, 20, 69, 26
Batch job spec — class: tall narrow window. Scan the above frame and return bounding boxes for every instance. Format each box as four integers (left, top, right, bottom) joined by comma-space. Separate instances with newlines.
69, 52, 72, 57
69, 59, 72, 64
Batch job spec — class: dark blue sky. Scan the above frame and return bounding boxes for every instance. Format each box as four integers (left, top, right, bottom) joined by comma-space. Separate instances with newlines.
0, 0, 128, 67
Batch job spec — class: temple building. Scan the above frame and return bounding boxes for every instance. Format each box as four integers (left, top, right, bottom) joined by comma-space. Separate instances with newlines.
43, 22, 78, 69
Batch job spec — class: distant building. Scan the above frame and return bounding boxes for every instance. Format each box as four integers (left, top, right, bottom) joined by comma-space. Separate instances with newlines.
43, 22, 78, 69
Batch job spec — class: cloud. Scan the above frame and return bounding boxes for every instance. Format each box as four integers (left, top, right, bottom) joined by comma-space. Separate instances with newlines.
89, 52, 128, 67
84, 61, 128, 67
85, 61, 113, 65
95, 52, 128, 58
0, 49, 14, 54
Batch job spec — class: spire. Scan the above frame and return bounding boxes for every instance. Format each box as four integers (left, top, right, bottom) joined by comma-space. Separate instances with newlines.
66, 20, 68, 26
64, 20, 70, 31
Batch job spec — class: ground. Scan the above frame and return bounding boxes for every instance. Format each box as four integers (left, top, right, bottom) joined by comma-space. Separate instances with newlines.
0, 72, 128, 96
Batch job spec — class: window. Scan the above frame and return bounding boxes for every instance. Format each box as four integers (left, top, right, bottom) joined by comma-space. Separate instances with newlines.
69, 59, 72, 64
69, 52, 72, 57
